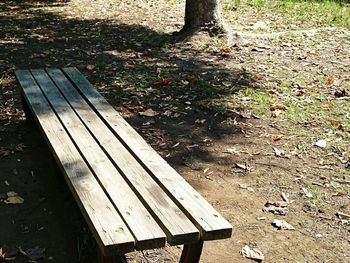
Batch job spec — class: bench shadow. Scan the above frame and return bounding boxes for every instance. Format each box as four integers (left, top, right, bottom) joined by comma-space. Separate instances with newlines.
1, 0, 262, 261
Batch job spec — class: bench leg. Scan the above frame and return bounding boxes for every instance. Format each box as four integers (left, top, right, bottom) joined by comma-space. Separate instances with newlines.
97, 248, 116, 263
179, 239, 204, 263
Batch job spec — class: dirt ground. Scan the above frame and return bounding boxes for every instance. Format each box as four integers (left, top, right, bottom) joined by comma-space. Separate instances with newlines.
1, 0, 350, 262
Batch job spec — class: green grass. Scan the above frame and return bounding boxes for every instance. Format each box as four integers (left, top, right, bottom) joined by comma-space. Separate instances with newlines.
223, 0, 350, 28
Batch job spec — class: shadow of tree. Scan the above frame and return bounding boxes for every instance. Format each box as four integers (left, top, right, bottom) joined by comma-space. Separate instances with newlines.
0, 1, 261, 261
1, 0, 261, 160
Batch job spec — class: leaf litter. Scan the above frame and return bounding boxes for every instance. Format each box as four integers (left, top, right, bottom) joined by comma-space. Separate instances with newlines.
1, 0, 350, 262
272, 219, 295, 230
241, 245, 265, 262
4, 192, 24, 204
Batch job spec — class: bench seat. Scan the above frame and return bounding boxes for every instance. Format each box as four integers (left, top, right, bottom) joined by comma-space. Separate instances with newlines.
15, 68, 232, 262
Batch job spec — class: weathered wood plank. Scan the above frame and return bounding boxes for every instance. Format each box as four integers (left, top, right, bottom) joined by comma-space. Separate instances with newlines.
64, 67, 233, 241
15, 69, 135, 255
49, 68, 200, 245
30, 69, 166, 250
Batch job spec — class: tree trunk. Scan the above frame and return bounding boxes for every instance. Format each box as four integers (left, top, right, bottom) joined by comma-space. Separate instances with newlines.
174, 0, 227, 40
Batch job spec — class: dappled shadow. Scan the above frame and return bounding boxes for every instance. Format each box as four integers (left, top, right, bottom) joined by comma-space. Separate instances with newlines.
0, 0, 262, 260
1, 0, 261, 166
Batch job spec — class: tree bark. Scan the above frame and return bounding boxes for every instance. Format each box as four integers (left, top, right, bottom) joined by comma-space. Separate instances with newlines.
174, 0, 227, 40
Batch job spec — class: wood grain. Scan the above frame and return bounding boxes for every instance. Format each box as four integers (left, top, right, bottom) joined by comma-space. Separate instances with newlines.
64, 67, 233, 241
31, 69, 166, 251
15, 69, 135, 255
49, 68, 199, 245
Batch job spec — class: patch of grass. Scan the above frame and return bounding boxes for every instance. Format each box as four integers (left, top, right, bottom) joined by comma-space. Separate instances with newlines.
223, 0, 350, 28
307, 189, 327, 209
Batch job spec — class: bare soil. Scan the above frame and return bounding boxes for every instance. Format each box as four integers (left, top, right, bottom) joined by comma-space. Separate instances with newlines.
1, 1, 349, 262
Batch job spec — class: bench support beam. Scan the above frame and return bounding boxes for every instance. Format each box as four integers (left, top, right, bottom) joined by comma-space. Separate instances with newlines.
179, 239, 204, 263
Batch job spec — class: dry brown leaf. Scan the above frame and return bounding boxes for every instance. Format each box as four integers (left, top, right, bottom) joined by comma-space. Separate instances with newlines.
15, 143, 27, 152
220, 47, 232, 53
0, 147, 10, 157
271, 109, 282, 117
85, 64, 95, 71
327, 75, 334, 85
139, 109, 158, 117
267, 89, 279, 96
271, 134, 284, 141
332, 192, 346, 197
241, 245, 264, 261
330, 119, 341, 126
154, 77, 172, 87
185, 75, 198, 82
7, 66, 17, 74
270, 103, 288, 111
0, 246, 19, 260
323, 104, 332, 110
4, 192, 24, 204
125, 104, 144, 113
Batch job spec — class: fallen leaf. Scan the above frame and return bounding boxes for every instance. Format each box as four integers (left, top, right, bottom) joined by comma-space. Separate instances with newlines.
315, 139, 327, 148
301, 187, 313, 198
265, 201, 289, 207
239, 111, 252, 119
271, 109, 282, 117
336, 211, 350, 220
273, 147, 284, 157
25, 246, 45, 261
185, 75, 198, 82
267, 89, 279, 96
271, 134, 284, 141
263, 201, 288, 215
139, 109, 158, 117
241, 245, 264, 261
252, 46, 271, 52
330, 119, 341, 126
235, 163, 247, 170
220, 47, 232, 53
332, 192, 346, 197
6, 66, 17, 74
15, 143, 27, 152
323, 104, 333, 110
308, 49, 318, 55
0, 147, 10, 157
154, 77, 172, 87
85, 64, 95, 71
327, 75, 334, 85
195, 119, 206, 124
4, 191, 24, 204
272, 219, 295, 230
270, 103, 287, 111
239, 184, 254, 192
0, 246, 18, 260
223, 148, 240, 155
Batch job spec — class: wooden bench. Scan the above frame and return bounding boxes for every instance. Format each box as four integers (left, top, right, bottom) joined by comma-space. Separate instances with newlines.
15, 68, 232, 263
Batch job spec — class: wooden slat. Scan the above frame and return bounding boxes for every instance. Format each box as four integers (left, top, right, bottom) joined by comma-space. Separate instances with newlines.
15, 70, 135, 255
48, 68, 200, 245
30, 69, 166, 250
63, 67, 233, 241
